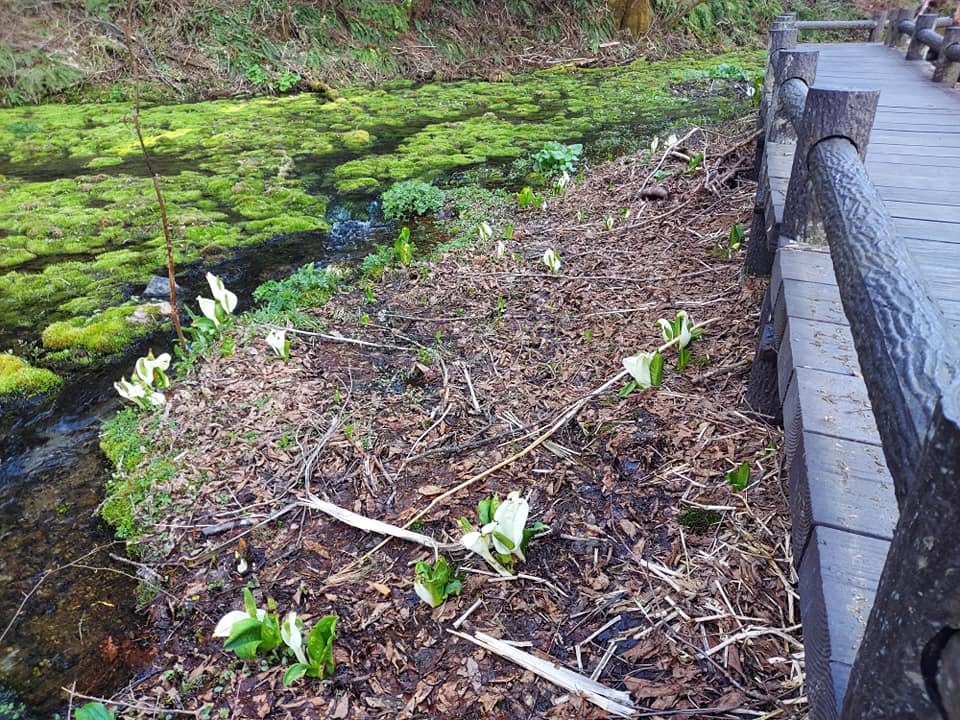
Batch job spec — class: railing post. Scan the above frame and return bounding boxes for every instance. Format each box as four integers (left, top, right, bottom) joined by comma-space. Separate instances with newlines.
869, 10, 887, 42
781, 88, 879, 247
933, 26, 960, 83
841, 384, 960, 718
886, 7, 912, 47
748, 24, 797, 274
907, 12, 938, 59
768, 50, 818, 142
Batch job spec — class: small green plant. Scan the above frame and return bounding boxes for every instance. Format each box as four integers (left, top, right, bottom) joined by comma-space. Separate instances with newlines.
189, 272, 239, 344
620, 351, 664, 395
728, 223, 744, 252
381, 180, 445, 221
394, 226, 414, 265
213, 589, 338, 686
243, 63, 269, 86
413, 556, 463, 608
532, 141, 583, 175
265, 328, 291, 362
603, 215, 615, 231
516, 186, 544, 210
657, 310, 704, 371
281, 614, 338, 685
277, 70, 301, 92
687, 152, 704, 172
541, 248, 561, 273
213, 588, 282, 659
114, 350, 171, 409
253, 264, 343, 322
458, 491, 548, 575
75, 702, 115, 720
726, 461, 751, 491
502, 223, 514, 241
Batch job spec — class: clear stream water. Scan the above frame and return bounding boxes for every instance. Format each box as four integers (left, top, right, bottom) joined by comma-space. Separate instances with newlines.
0, 68, 756, 717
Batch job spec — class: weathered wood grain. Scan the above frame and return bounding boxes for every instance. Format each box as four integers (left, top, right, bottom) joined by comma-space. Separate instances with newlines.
808, 137, 960, 505
841, 383, 960, 718
799, 527, 889, 719
790, 431, 896, 568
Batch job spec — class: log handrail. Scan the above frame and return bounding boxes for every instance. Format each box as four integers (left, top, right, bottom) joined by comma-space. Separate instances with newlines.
748, 20, 960, 715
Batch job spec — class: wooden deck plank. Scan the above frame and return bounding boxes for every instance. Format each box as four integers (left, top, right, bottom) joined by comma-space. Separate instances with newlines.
799, 527, 890, 720
790, 432, 897, 567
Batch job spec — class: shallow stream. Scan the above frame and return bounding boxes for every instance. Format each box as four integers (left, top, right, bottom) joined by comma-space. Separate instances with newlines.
0, 52, 761, 716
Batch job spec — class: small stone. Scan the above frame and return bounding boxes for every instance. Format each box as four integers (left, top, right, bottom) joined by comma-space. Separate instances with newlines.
143, 275, 180, 299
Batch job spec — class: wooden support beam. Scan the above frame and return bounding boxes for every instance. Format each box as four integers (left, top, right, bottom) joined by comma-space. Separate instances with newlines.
907, 13, 938, 60
933, 26, 960, 84
781, 89, 879, 247
886, 8, 913, 47
869, 11, 887, 43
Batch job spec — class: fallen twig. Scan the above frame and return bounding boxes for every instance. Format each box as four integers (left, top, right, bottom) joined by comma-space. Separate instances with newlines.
449, 630, 637, 717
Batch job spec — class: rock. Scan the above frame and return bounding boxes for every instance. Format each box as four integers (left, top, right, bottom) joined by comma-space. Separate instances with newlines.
638, 185, 669, 200
143, 275, 180, 299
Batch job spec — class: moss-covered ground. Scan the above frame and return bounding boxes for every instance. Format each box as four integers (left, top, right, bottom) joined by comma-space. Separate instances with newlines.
0, 50, 762, 397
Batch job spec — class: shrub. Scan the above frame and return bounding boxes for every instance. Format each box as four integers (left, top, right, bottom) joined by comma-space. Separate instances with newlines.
381, 180, 445, 221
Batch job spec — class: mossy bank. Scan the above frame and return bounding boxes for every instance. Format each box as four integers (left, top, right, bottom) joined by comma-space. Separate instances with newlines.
0, 50, 762, 399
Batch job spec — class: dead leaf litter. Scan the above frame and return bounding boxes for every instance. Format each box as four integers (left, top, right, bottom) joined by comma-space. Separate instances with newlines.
105, 120, 805, 719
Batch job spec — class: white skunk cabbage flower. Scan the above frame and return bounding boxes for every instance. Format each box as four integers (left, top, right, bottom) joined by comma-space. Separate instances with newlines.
495, 240, 506, 259
491, 490, 529, 561
657, 311, 693, 349
542, 248, 561, 274
622, 351, 660, 390
134, 352, 171, 388
280, 612, 308, 665
266, 328, 289, 360
213, 607, 266, 638
460, 529, 512, 577
197, 296, 221, 326
206, 272, 238, 314
114, 377, 146, 402
478, 222, 493, 242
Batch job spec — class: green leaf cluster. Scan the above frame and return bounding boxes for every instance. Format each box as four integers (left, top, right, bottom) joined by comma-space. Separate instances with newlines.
224, 589, 283, 659
253, 262, 344, 317
381, 180, 446, 221
725, 461, 751, 491
413, 557, 463, 608
531, 141, 583, 175
516, 186, 545, 210
282, 615, 338, 686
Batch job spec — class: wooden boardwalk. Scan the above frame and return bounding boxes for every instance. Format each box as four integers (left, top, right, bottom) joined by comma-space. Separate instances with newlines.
762, 41, 960, 717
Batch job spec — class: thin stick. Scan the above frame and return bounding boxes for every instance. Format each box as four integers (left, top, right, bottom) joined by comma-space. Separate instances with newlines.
124, 12, 185, 352
449, 630, 637, 717
452, 598, 483, 629
61, 687, 201, 716
299, 495, 459, 551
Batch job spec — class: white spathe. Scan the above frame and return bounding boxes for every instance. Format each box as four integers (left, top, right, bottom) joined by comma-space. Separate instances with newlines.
491, 491, 529, 560
206, 272, 238, 314
213, 608, 266, 638
197, 296, 221, 326
622, 352, 657, 390
280, 612, 308, 665
266, 328, 287, 358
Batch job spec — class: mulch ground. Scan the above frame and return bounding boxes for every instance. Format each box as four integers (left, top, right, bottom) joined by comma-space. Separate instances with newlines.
103, 120, 806, 720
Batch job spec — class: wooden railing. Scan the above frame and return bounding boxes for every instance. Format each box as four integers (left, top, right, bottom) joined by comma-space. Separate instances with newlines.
748, 14, 960, 718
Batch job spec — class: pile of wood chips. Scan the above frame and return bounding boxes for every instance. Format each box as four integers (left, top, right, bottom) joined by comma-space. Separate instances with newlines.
106, 118, 806, 719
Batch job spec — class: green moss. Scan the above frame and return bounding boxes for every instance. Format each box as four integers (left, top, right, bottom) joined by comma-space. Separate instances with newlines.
335, 176, 380, 193
0, 353, 63, 398
0, 48, 762, 366
342, 129, 373, 148
99, 408, 177, 542
40, 303, 158, 355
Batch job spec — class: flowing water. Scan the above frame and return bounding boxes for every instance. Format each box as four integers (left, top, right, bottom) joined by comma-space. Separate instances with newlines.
0, 60, 759, 716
